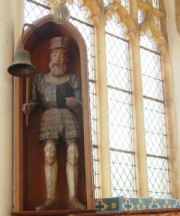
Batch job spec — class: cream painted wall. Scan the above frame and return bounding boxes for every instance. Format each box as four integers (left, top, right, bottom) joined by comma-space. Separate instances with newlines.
0, 0, 24, 215
0, 0, 13, 215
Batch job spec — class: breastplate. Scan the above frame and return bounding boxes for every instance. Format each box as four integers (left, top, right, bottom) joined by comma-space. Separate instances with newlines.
38, 81, 74, 110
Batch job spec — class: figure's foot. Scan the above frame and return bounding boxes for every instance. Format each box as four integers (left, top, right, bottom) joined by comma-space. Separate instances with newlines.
36, 199, 56, 211
68, 197, 86, 210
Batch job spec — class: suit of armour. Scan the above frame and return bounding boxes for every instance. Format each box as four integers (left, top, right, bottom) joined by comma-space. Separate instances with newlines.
31, 73, 81, 143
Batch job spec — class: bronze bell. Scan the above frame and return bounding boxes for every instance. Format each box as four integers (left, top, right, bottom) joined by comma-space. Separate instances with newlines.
8, 49, 36, 77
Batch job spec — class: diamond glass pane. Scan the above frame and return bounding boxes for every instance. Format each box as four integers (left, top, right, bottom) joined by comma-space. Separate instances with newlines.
89, 81, 97, 147
92, 146, 99, 198
31, 0, 49, 7
104, 0, 128, 10
154, 17, 161, 29
138, 10, 144, 24
108, 89, 133, 151
140, 48, 163, 100
67, 0, 89, 23
69, 19, 95, 80
110, 151, 136, 197
105, 15, 126, 39
106, 38, 131, 90
147, 156, 170, 198
24, 0, 50, 23
103, 0, 111, 7
106, 17, 135, 197
140, 34, 158, 52
144, 99, 167, 156
121, 0, 129, 10
152, 0, 159, 9
140, 35, 170, 198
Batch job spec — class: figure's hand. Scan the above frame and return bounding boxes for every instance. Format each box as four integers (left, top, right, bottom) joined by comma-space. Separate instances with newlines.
65, 97, 79, 108
22, 102, 35, 115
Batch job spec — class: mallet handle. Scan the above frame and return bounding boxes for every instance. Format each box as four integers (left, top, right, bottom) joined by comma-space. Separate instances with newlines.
25, 77, 30, 127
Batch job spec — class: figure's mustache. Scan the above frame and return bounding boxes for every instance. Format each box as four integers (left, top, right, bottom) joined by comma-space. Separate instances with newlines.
53, 62, 61, 66
49, 62, 63, 69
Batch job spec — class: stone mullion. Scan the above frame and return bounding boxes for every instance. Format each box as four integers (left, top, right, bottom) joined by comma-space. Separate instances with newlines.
160, 46, 180, 198
128, 0, 149, 197
146, 0, 152, 5
92, 16, 112, 197
161, 0, 180, 198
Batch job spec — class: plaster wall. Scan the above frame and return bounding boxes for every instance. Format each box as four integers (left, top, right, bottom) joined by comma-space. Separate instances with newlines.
0, 0, 24, 214
0, 0, 14, 215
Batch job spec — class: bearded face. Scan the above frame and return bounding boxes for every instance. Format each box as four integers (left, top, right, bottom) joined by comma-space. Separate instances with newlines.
49, 48, 68, 77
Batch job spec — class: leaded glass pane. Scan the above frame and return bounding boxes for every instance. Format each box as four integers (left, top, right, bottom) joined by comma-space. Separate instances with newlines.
105, 15, 126, 39
144, 99, 166, 135
92, 146, 99, 198
106, 35, 130, 67
108, 90, 133, 151
142, 76, 163, 100
103, 0, 111, 7
140, 49, 161, 78
89, 81, 97, 147
154, 17, 161, 29
110, 151, 136, 197
69, 19, 95, 80
31, 0, 49, 6
152, 0, 159, 9
140, 48, 163, 100
144, 99, 167, 157
138, 10, 144, 24
147, 156, 170, 198
106, 17, 136, 197
104, 0, 128, 10
121, 0, 129, 10
140, 35, 170, 198
24, 0, 50, 23
106, 64, 131, 90
67, 0, 89, 23
140, 34, 158, 52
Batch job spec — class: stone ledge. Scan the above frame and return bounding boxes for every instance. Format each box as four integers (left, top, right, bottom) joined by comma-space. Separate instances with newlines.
95, 198, 180, 212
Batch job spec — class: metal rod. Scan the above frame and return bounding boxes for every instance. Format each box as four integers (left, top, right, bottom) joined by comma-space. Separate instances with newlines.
25, 77, 30, 127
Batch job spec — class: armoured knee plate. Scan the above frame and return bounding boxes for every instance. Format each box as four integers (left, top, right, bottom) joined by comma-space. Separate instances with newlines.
67, 142, 79, 166
44, 142, 57, 166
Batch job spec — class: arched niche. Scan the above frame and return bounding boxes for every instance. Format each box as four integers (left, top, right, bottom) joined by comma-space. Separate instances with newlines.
14, 15, 94, 211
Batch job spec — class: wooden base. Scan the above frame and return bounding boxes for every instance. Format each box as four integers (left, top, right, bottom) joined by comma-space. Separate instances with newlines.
11, 209, 97, 216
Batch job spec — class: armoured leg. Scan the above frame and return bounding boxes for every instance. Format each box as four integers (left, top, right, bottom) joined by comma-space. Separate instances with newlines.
66, 139, 85, 209
36, 140, 57, 211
